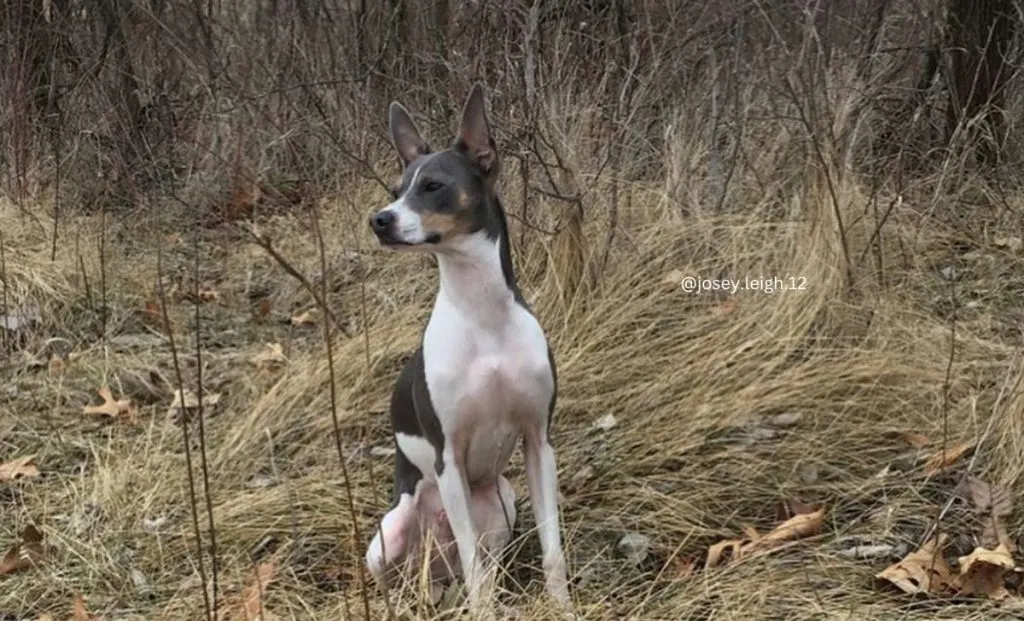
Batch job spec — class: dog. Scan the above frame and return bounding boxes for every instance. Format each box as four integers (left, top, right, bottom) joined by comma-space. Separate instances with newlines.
364, 83, 572, 616
365, 475, 516, 603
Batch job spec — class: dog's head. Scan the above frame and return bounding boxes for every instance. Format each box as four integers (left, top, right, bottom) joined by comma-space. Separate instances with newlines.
369, 84, 504, 252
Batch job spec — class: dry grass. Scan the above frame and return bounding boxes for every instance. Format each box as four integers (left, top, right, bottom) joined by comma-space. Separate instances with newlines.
2, 140, 1024, 621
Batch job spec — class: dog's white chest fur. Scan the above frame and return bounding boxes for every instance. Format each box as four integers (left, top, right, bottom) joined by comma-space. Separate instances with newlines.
405, 233, 553, 486
424, 294, 552, 484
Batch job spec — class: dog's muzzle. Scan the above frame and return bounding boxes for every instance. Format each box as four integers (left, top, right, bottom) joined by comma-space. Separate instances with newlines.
369, 209, 408, 246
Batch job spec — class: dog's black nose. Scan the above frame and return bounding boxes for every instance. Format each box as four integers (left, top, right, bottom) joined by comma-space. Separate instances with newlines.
370, 210, 394, 232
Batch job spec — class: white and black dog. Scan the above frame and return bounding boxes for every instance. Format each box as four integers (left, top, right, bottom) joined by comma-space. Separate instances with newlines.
364, 84, 572, 616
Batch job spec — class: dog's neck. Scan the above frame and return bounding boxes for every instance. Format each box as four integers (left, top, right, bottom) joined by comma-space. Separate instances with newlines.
435, 230, 516, 323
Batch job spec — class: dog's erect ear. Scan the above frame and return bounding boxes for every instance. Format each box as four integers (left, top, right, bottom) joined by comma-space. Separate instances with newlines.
456, 83, 497, 174
389, 102, 430, 167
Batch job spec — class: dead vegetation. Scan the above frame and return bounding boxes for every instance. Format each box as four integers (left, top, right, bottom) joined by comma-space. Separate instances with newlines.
3, 1, 1024, 620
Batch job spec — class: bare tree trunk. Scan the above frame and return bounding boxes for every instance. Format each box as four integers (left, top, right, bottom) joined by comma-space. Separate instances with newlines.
945, 0, 1016, 164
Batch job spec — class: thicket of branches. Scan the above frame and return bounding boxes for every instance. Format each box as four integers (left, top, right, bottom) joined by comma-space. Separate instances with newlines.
1, 0, 1020, 225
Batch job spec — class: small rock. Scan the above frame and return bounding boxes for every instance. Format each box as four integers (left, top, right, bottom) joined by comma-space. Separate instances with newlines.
130, 567, 153, 596
939, 265, 958, 281
246, 474, 276, 489
835, 543, 896, 559
769, 411, 804, 427
142, 516, 168, 533
616, 532, 651, 566
593, 414, 617, 431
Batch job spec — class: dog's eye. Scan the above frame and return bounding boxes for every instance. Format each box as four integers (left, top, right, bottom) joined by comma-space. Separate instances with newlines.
423, 181, 443, 192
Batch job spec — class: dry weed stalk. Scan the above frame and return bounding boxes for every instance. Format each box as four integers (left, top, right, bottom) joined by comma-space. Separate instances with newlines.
310, 200, 374, 619
156, 245, 214, 621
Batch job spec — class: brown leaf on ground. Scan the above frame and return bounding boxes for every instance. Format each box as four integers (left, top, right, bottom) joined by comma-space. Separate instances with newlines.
49, 352, 80, 375
142, 298, 173, 333
964, 477, 1015, 550
705, 538, 744, 568
705, 502, 825, 567
954, 544, 1017, 600
249, 343, 287, 371
221, 561, 278, 621
903, 432, 930, 449
183, 286, 221, 304
875, 534, 953, 595
243, 562, 277, 620
73, 594, 99, 621
742, 505, 825, 553
167, 388, 222, 421
922, 440, 975, 475
82, 385, 135, 423
0, 525, 46, 575
253, 299, 272, 323
0, 455, 40, 482
290, 309, 318, 326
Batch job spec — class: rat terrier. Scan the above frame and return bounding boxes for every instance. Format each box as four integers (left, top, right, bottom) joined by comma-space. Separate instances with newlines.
364, 84, 572, 616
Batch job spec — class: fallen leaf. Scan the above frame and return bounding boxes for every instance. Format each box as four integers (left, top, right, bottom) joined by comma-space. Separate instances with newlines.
290, 309, 318, 326
242, 561, 277, 620
254, 299, 272, 323
922, 440, 975, 475
142, 299, 165, 330
73, 594, 98, 621
82, 385, 135, 422
740, 523, 761, 541
0, 525, 46, 575
705, 502, 826, 568
742, 506, 825, 553
0, 455, 41, 482
167, 388, 222, 420
965, 477, 1015, 550
903, 432, 930, 449
993, 237, 1023, 253
955, 544, 1017, 600
249, 343, 287, 371
670, 556, 698, 579
876, 533, 953, 595
184, 286, 221, 304
705, 538, 743, 568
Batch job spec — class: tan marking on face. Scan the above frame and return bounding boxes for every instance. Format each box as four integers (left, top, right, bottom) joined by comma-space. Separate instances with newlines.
419, 212, 474, 242
458, 190, 472, 209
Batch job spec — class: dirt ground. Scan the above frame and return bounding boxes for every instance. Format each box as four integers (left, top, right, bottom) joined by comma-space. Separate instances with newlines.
2, 166, 1024, 621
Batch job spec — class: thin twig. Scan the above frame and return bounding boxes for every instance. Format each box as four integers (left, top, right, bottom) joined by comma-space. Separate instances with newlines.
243, 224, 351, 338
921, 265, 957, 561
156, 246, 213, 621
191, 222, 220, 616
310, 203, 373, 620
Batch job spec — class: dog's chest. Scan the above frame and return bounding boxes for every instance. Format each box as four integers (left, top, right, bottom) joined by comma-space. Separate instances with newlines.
423, 298, 553, 482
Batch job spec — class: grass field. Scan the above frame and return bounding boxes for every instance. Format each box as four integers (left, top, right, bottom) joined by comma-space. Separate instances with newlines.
2, 144, 1024, 621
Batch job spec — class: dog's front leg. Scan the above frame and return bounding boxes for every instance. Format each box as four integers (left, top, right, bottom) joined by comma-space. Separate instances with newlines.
436, 449, 489, 616
523, 429, 572, 611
